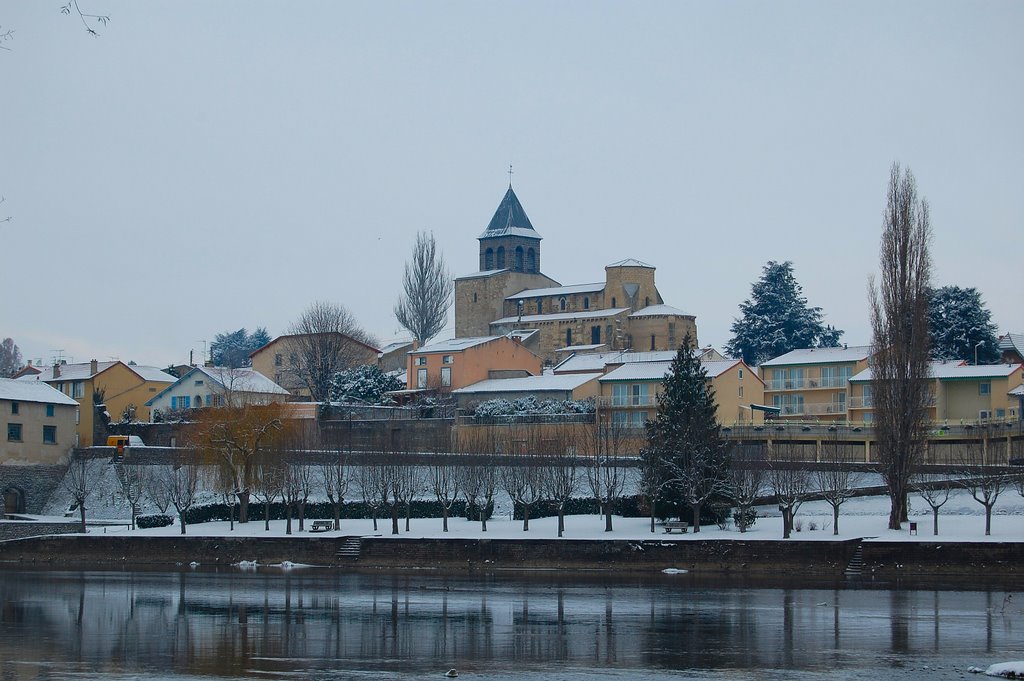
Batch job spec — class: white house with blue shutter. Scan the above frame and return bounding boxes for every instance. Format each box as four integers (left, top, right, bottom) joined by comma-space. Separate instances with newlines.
145, 366, 289, 418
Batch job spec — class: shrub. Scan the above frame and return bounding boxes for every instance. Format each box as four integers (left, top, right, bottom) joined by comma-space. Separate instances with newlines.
137, 514, 174, 529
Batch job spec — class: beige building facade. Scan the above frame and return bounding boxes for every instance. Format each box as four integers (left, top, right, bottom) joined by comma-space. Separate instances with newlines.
760, 345, 873, 421
1, 378, 79, 466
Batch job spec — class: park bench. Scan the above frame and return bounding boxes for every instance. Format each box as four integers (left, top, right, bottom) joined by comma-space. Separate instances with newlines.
309, 520, 334, 533
664, 521, 689, 534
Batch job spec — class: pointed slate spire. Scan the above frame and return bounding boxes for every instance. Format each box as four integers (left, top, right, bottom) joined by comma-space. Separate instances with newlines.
479, 186, 541, 239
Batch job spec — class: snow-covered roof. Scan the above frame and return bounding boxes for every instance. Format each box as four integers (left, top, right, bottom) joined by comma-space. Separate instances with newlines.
412, 336, 501, 354
492, 308, 628, 326
378, 339, 415, 355
19, 360, 118, 382
629, 304, 693, 318
0, 377, 79, 405
554, 343, 608, 354
850, 362, 1023, 382
599, 359, 744, 382
455, 269, 508, 281
1000, 333, 1024, 353
760, 345, 872, 367
606, 258, 654, 268
479, 226, 541, 240
453, 372, 602, 394
505, 282, 604, 300
129, 365, 177, 383
197, 366, 289, 394
478, 186, 541, 240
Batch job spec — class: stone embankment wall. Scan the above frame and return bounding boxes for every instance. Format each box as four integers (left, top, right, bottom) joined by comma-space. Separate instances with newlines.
0, 465, 68, 514
2, 534, 1020, 577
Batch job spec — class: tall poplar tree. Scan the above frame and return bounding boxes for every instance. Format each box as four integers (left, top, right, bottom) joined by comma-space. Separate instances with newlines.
870, 163, 932, 531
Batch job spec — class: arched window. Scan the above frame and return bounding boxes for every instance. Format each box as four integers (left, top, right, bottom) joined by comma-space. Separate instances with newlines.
526, 248, 537, 272
496, 247, 506, 269
536, 300, 543, 314
645, 296, 650, 307
515, 246, 524, 271
484, 248, 494, 270
559, 297, 567, 311
583, 297, 590, 310
195, 395, 203, 407
611, 297, 617, 307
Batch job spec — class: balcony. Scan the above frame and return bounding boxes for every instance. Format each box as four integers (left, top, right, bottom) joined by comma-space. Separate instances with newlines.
598, 395, 659, 408
766, 376, 849, 391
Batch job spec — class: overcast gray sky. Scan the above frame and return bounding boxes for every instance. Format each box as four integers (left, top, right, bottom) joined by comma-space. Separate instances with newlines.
3, 1, 1021, 367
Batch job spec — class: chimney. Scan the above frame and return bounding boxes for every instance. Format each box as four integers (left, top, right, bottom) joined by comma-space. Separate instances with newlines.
52, 362, 61, 378
90, 359, 98, 375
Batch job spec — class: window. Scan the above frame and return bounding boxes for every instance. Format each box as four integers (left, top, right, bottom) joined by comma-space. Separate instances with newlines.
979, 382, 991, 395
536, 300, 543, 314
42, 425, 56, 444
612, 384, 628, 407
440, 367, 452, 387
484, 248, 494, 270
46, 404, 55, 417
997, 409, 1006, 418
275, 354, 283, 366
631, 411, 646, 427
7, 423, 22, 442
631, 383, 648, 406
559, 297, 567, 311
645, 296, 650, 307
738, 368, 744, 380
195, 395, 203, 407
515, 246, 524, 271
650, 335, 656, 351
583, 297, 590, 310
738, 386, 744, 398
417, 368, 428, 389
566, 329, 572, 346
416, 356, 427, 366
612, 411, 629, 427
289, 353, 298, 366
10, 402, 18, 415
442, 355, 454, 364
591, 326, 601, 344
72, 381, 84, 399
194, 380, 204, 386
171, 395, 191, 410
473, 293, 478, 303
668, 322, 676, 347
611, 297, 616, 307
526, 247, 536, 273
496, 247, 505, 268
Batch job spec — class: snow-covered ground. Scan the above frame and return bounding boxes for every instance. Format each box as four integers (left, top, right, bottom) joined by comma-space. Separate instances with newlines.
27, 485, 1024, 543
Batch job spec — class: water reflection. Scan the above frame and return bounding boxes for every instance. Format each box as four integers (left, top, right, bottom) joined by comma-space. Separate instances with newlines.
0, 569, 1018, 680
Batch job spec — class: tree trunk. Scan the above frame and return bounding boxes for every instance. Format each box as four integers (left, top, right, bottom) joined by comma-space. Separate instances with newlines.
405, 503, 411, 532
832, 505, 840, 536
985, 504, 993, 536
371, 510, 378, 532
886, 488, 903, 530
691, 502, 702, 533
179, 510, 187, 535
523, 504, 530, 532
604, 501, 613, 532
781, 506, 792, 539
391, 505, 399, 535
442, 506, 449, 532
286, 504, 293, 535
558, 506, 565, 538
238, 490, 250, 524
78, 503, 86, 534
264, 501, 271, 531
298, 501, 306, 532
332, 500, 341, 531
932, 507, 939, 536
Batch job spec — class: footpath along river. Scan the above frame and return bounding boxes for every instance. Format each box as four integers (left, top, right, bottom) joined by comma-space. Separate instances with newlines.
0, 568, 1019, 680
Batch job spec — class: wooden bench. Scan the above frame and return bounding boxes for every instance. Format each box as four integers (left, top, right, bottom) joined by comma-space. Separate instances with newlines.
309, 520, 333, 533
664, 521, 689, 534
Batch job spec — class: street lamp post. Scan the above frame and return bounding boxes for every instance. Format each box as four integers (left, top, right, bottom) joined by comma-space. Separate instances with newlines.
975, 340, 984, 366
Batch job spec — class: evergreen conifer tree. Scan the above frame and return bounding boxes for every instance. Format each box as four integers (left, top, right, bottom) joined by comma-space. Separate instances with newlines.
642, 334, 731, 532
726, 261, 843, 365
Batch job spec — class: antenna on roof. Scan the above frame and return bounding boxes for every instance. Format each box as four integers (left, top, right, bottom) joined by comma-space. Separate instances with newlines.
508, 163, 514, 188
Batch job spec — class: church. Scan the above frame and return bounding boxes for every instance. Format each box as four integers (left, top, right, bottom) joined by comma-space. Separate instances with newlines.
454, 185, 698, 365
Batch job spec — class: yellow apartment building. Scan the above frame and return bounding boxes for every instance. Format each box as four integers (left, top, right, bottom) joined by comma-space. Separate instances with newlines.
759, 345, 872, 421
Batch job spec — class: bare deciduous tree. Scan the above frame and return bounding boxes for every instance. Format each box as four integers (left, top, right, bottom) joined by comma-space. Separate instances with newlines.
156, 461, 200, 535
587, 420, 632, 533
767, 450, 812, 539
394, 231, 454, 346
543, 427, 582, 537
501, 454, 546, 532
64, 453, 97, 533
815, 434, 864, 536
912, 473, 953, 536
728, 444, 767, 533
321, 452, 350, 531
288, 301, 377, 403
870, 162, 933, 530
957, 430, 1008, 536
253, 463, 285, 532
429, 463, 461, 532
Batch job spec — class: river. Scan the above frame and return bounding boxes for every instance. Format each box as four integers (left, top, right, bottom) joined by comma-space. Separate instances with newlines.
0, 568, 1017, 680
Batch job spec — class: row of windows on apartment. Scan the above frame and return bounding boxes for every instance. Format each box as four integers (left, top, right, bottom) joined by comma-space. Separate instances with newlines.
169, 395, 225, 410
10, 402, 60, 417
49, 381, 85, 398
610, 383, 745, 408
416, 367, 452, 389
274, 353, 299, 367
7, 423, 58, 444
768, 367, 854, 390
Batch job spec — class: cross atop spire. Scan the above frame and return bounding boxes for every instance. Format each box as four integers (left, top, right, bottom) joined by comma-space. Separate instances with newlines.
508, 163, 514, 188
